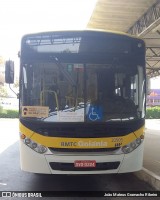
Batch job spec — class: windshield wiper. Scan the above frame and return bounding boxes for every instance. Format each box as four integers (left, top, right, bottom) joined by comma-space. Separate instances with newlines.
53, 56, 81, 111
106, 117, 136, 122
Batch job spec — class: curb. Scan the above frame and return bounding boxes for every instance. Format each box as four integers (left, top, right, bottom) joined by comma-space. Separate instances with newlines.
134, 167, 160, 190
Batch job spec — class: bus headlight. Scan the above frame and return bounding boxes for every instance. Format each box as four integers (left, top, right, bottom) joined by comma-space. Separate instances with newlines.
136, 138, 141, 145
24, 138, 31, 145
31, 142, 38, 149
122, 136, 143, 154
122, 146, 131, 154
22, 136, 47, 154
38, 145, 47, 154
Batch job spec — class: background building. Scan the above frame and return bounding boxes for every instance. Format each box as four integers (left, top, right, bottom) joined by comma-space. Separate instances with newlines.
147, 89, 160, 107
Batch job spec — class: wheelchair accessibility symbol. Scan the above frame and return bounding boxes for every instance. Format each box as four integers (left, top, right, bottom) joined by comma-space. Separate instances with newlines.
88, 106, 102, 121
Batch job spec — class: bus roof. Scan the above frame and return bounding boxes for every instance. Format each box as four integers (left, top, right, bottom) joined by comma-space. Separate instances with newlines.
22, 29, 144, 42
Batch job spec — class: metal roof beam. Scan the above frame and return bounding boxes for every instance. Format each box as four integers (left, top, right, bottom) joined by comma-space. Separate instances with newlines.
127, 1, 160, 37
147, 68, 160, 77
149, 48, 159, 56
146, 57, 160, 61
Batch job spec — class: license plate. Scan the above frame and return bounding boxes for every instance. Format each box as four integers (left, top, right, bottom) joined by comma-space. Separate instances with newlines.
74, 160, 96, 168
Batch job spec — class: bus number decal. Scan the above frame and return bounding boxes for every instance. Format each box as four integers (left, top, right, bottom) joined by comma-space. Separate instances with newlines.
115, 143, 122, 147
112, 138, 123, 143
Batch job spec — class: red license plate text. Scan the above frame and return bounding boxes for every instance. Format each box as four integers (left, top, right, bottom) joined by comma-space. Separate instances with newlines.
74, 160, 96, 168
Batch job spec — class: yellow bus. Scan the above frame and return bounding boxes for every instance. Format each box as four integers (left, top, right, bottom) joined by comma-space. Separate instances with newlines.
6, 30, 146, 174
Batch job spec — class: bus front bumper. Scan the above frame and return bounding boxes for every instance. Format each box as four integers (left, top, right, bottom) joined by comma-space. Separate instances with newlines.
20, 141, 144, 174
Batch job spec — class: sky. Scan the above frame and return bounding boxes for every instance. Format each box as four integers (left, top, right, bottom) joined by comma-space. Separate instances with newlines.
0, 0, 97, 80
150, 77, 160, 89
0, 0, 160, 89
0, 0, 97, 60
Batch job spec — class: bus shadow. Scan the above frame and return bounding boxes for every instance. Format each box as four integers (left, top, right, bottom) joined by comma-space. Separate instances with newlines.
32, 173, 110, 191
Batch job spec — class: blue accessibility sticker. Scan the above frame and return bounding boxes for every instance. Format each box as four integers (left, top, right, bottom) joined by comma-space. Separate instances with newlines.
87, 105, 103, 121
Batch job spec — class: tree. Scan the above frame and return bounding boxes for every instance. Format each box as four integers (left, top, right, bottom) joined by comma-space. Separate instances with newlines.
0, 73, 5, 85
0, 86, 8, 97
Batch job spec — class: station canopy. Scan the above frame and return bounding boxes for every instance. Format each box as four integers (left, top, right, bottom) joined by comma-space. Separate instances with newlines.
87, 0, 160, 78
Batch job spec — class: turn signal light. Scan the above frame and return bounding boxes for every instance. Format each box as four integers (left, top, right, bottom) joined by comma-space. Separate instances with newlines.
20, 134, 26, 139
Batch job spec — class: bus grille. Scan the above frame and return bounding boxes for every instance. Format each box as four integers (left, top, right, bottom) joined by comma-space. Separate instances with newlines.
49, 162, 120, 171
49, 147, 120, 153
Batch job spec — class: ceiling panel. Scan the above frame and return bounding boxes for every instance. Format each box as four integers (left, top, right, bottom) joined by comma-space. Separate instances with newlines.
87, 0, 160, 77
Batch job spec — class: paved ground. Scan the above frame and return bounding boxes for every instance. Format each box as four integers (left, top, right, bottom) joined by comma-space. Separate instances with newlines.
0, 119, 19, 154
134, 119, 160, 191
145, 119, 160, 131
144, 129, 160, 175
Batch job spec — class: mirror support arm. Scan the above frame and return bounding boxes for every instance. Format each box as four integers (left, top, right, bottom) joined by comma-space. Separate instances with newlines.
9, 84, 19, 99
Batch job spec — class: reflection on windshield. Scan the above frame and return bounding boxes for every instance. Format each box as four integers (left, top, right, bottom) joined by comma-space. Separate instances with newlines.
21, 62, 145, 122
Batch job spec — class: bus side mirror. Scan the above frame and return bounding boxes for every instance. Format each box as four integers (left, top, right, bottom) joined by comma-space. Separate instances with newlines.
5, 60, 14, 84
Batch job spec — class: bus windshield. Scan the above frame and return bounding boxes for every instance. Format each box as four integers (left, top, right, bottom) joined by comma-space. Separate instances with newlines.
20, 31, 145, 122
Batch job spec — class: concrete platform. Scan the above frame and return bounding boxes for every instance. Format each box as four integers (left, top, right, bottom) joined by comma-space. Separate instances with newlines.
135, 119, 160, 190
